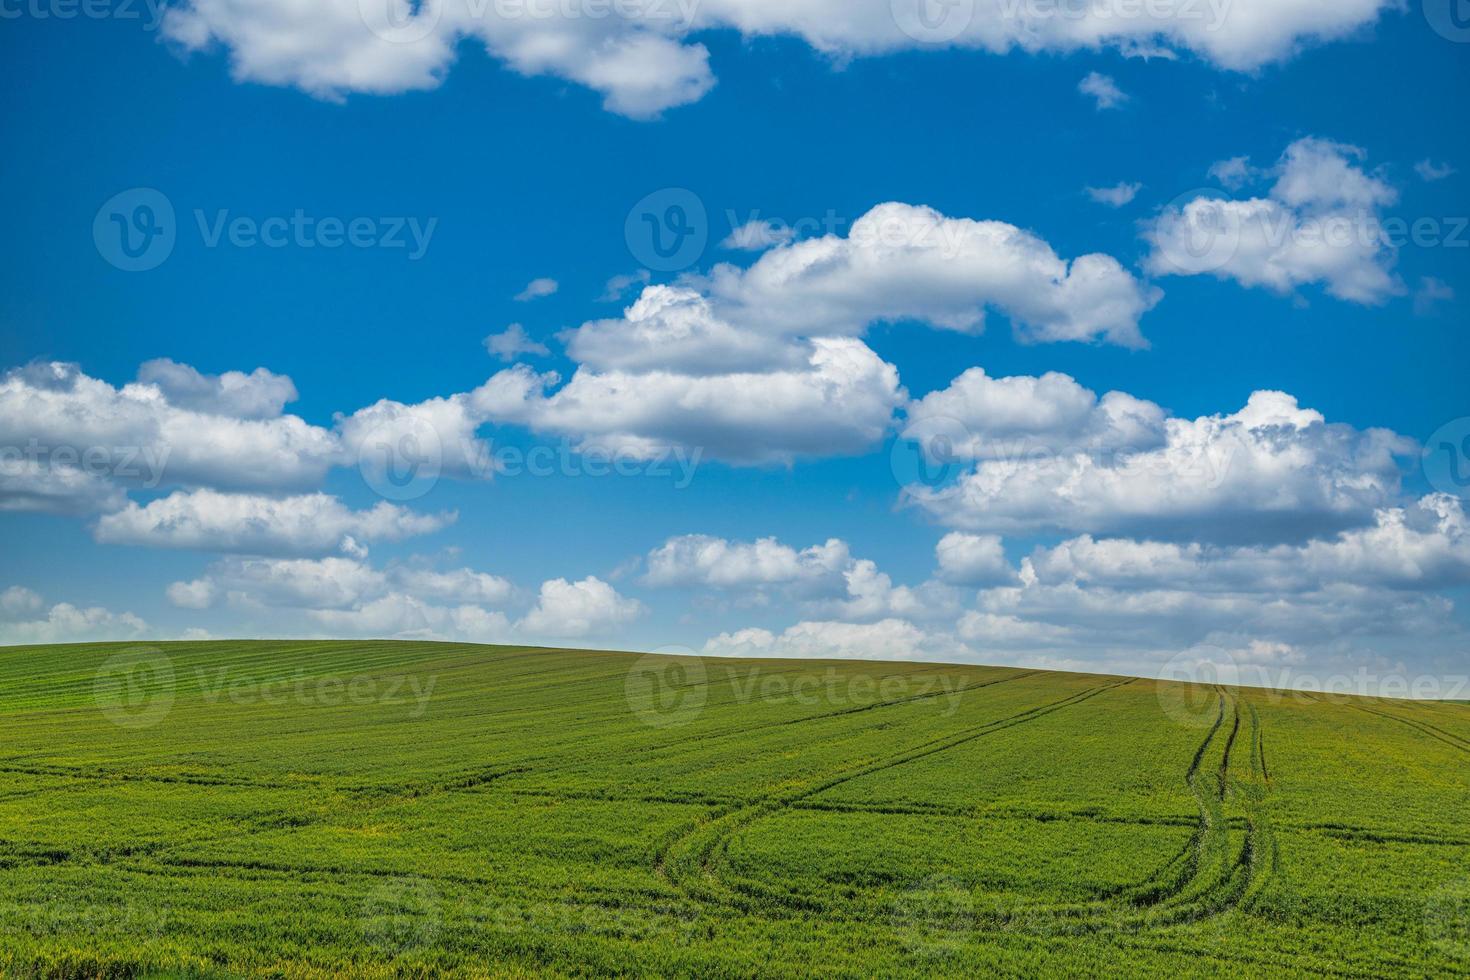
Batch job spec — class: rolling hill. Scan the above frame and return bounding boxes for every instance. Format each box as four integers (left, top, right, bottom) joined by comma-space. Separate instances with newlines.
0, 640, 1466, 977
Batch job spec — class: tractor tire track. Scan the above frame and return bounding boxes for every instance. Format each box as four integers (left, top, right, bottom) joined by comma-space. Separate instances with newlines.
653, 679, 1135, 913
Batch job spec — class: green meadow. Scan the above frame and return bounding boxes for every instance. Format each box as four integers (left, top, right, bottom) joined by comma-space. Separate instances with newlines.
0, 640, 1467, 977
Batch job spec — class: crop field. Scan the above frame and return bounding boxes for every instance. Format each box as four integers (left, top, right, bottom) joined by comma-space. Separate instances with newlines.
0, 640, 1467, 977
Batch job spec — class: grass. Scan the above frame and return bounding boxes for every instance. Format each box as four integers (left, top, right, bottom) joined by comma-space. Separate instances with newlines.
0, 639, 1467, 977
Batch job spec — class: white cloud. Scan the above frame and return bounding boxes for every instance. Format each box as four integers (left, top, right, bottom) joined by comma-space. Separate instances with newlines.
201, 557, 387, 610
644, 533, 957, 622
136, 359, 298, 419
359, 202, 1155, 468
166, 578, 221, 610
702, 618, 949, 662
1207, 156, 1255, 190
1026, 496, 1470, 593
483, 336, 904, 464
905, 367, 1166, 460
518, 576, 644, 638
156, 0, 1396, 114
694, 202, 1159, 349
484, 323, 551, 362
0, 362, 339, 512
1413, 276, 1455, 316
337, 388, 497, 480
0, 586, 44, 619
1146, 137, 1402, 304
644, 534, 848, 589
95, 490, 453, 556
563, 285, 807, 376
600, 269, 652, 302
1414, 159, 1455, 182
308, 592, 514, 643
935, 532, 1015, 585
0, 458, 125, 516
956, 611, 1073, 647
722, 218, 795, 251
909, 389, 1414, 544
0, 600, 147, 645
1078, 72, 1127, 109
514, 277, 559, 302
392, 567, 515, 605
1085, 182, 1142, 207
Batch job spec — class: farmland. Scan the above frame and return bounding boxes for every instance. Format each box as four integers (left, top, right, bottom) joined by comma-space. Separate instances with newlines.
0, 640, 1467, 977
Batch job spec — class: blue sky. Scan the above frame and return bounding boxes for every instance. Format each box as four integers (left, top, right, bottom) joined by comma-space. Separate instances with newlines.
2, 0, 1468, 692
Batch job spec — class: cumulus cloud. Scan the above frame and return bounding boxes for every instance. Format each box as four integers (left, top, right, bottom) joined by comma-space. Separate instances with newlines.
514, 277, 559, 301
643, 533, 957, 622
935, 533, 1015, 585
156, 0, 1396, 114
1026, 496, 1470, 593
484, 323, 551, 362
166, 578, 221, 610
1146, 137, 1402, 304
702, 618, 952, 662
337, 388, 498, 480
483, 336, 903, 464
136, 359, 298, 420
95, 490, 453, 556
0, 596, 147, 645
164, 554, 630, 643
0, 362, 337, 513
350, 202, 1155, 468
517, 576, 644, 638
645, 534, 849, 589
1078, 72, 1127, 110
905, 367, 1166, 460
599, 269, 652, 302
0, 458, 125, 516
0, 586, 45, 619
1207, 156, 1255, 190
691, 202, 1160, 349
1085, 182, 1142, 207
722, 218, 796, 251
908, 389, 1414, 544
308, 592, 515, 643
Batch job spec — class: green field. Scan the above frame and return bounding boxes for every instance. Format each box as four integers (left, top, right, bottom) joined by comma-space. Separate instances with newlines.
1, 640, 1467, 977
